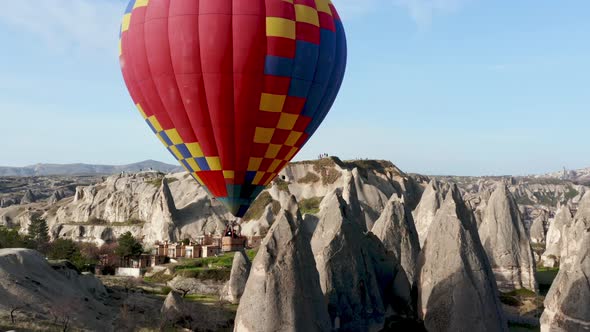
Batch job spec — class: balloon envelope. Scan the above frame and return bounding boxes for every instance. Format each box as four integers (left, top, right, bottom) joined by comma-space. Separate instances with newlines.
119, 0, 347, 217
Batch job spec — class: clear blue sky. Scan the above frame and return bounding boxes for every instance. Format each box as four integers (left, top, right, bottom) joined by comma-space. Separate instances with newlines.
0, 0, 588, 176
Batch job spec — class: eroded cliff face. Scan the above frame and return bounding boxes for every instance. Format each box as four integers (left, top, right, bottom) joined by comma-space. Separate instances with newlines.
242, 158, 426, 240
0, 158, 424, 246
0, 172, 230, 245
541, 194, 590, 332
478, 185, 538, 293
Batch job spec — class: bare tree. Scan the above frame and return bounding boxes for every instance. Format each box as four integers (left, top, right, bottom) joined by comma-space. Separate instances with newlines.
49, 299, 77, 332
9, 303, 27, 324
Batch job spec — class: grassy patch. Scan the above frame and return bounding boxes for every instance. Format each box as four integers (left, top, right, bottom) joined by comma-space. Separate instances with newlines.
184, 293, 219, 303
176, 252, 236, 270
143, 271, 174, 284
299, 197, 323, 215
243, 192, 281, 221
297, 172, 320, 184
499, 288, 537, 307
322, 168, 341, 185
515, 195, 536, 206
176, 268, 230, 281
147, 177, 164, 187
245, 249, 257, 262
272, 178, 290, 192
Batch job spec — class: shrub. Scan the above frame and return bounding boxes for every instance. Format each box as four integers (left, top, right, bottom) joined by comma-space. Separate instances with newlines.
115, 232, 143, 258
47, 239, 97, 271
0, 226, 34, 249
272, 178, 290, 192
297, 172, 320, 184
299, 197, 323, 215
243, 192, 281, 221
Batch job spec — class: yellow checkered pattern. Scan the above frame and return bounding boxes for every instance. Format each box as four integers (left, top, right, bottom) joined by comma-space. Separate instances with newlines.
135, 103, 231, 185
247, 90, 303, 185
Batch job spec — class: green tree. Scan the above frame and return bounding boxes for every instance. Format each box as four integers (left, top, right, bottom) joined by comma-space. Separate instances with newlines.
47, 239, 97, 272
115, 232, 143, 258
28, 217, 49, 252
0, 226, 33, 249
47, 239, 79, 261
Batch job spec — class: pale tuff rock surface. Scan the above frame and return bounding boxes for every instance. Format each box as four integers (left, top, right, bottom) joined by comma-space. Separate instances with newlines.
417, 186, 508, 332
161, 291, 188, 322
1, 158, 425, 244
413, 180, 450, 247
243, 158, 420, 238
542, 205, 574, 268
311, 190, 412, 328
168, 276, 224, 296
371, 195, 420, 284
222, 251, 251, 304
560, 192, 590, 269
234, 197, 331, 332
20, 189, 37, 204
47, 172, 231, 245
540, 226, 590, 332
478, 184, 538, 292
530, 213, 548, 244
0, 249, 111, 330
47, 190, 64, 205
341, 170, 368, 231
350, 168, 390, 230
240, 204, 276, 236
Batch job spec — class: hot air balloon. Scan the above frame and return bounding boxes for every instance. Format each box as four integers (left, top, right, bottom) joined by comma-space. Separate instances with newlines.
119, 0, 347, 217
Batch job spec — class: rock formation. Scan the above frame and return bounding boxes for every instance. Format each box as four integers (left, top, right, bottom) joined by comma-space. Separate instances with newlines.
371, 195, 420, 284
560, 192, 590, 269
413, 180, 450, 247
234, 197, 331, 332
222, 250, 251, 304
240, 204, 276, 236
161, 291, 188, 323
47, 190, 63, 205
417, 186, 508, 332
541, 204, 574, 268
49, 173, 230, 245
540, 224, 589, 331
530, 214, 547, 244
478, 184, 537, 292
311, 190, 412, 329
341, 170, 368, 231
20, 189, 37, 204
0, 249, 111, 330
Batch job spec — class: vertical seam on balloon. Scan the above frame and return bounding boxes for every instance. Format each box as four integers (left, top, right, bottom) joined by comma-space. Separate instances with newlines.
242, 0, 271, 193
308, 15, 346, 136
229, 0, 236, 204
120, 3, 151, 125
129, 3, 177, 144
165, 0, 200, 175
304, 11, 338, 135
236, 0, 267, 200
197, 0, 229, 197
139, 2, 171, 135
189, 0, 221, 162
142, 1, 188, 162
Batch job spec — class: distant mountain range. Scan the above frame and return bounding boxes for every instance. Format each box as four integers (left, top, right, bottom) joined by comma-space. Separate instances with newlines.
0, 160, 182, 176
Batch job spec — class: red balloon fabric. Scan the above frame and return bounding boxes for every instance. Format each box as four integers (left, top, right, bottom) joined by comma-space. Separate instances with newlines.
119, 0, 347, 217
